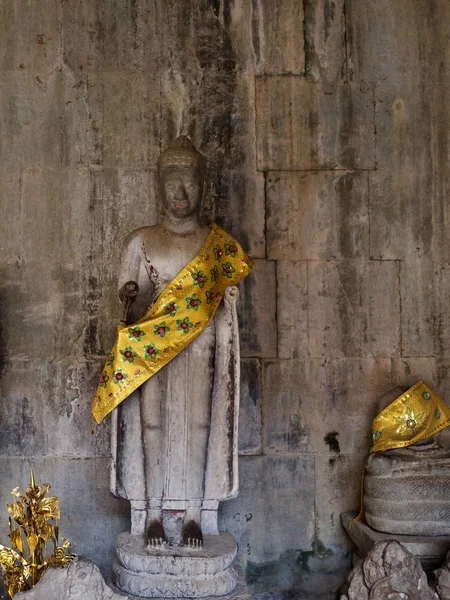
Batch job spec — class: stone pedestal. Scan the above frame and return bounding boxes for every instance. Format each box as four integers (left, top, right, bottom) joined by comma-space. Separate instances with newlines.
112, 532, 242, 598
341, 511, 450, 572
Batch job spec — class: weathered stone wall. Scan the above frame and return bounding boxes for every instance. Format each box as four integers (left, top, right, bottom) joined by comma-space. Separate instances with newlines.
1, 1, 450, 598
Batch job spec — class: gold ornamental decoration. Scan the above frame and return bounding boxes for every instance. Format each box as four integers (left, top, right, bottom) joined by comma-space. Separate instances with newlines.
370, 381, 450, 452
0, 470, 75, 598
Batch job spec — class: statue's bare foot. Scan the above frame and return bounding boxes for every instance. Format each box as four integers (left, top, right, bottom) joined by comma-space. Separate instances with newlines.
182, 520, 203, 549
146, 519, 166, 550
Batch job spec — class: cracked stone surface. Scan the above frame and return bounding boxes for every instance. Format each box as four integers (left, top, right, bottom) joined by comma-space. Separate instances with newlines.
15, 557, 127, 600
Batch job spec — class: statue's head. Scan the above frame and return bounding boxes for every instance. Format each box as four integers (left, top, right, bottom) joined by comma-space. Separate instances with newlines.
157, 136, 206, 218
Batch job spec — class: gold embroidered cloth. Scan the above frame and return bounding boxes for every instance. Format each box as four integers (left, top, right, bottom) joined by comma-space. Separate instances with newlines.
370, 381, 450, 452
92, 224, 252, 424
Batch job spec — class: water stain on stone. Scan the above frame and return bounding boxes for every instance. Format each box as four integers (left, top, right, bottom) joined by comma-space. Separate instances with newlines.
289, 414, 308, 450
323, 0, 336, 43
328, 455, 342, 468
324, 431, 340, 453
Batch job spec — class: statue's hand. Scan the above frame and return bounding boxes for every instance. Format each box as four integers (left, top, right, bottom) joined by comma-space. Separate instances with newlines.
119, 281, 139, 303
224, 286, 239, 305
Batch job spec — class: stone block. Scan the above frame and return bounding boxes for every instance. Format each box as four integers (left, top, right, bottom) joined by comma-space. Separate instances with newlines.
369, 82, 449, 262
262, 360, 321, 454
0, 168, 21, 264
0, 262, 86, 361
264, 358, 427, 457
239, 359, 262, 456
88, 168, 158, 272
238, 259, 277, 358
100, 73, 161, 167
306, 0, 347, 83
256, 0, 305, 74
400, 259, 450, 357
346, 0, 450, 84
390, 357, 437, 392
0, 0, 60, 72
436, 360, 450, 405
220, 455, 315, 564
313, 358, 394, 455
314, 453, 366, 550
276, 261, 308, 360
15, 557, 125, 600
308, 260, 400, 358
20, 168, 91, 266
256, 77, 375, 170
316, 358, 449, 454
0, 71, 99, 168
216, 170, 266, 260
0, 357, 110, 457
62, 0, 156, 72
0, 457, 129, 576
113, 532, 238, 598
341, 512, 450, 573
266, 171, 369, 260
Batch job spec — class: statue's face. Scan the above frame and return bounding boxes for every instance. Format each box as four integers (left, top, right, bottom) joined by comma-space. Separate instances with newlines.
160, 166, 203, 218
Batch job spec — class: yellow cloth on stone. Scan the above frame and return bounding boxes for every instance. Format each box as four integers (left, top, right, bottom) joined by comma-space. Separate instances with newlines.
349, 381, 450, 529
92, 223, 252, 424
370, 381, 450, 452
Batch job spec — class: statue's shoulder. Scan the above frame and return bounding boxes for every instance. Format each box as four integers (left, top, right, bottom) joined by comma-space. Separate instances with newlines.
122, 225, 160, 247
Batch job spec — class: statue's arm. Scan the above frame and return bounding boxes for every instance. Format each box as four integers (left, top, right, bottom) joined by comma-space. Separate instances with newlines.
204, 286, 240, 500
117, 231, 142, 324
110, 231, 142, 496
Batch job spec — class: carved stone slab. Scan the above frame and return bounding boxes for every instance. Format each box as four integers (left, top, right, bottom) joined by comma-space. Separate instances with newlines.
342, 512, 450, 572
340, 540, 438, 600
15, 557, 127, 600
112, 532, 239, 598
110, 565, 253, 600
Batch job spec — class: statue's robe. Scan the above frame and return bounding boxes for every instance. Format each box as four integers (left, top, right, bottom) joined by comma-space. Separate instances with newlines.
96, 224, 251, 535
110, 291, 240, 510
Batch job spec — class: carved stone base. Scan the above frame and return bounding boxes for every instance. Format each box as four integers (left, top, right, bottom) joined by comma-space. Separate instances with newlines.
341, 511, 450, 572
112, 532, 240, 598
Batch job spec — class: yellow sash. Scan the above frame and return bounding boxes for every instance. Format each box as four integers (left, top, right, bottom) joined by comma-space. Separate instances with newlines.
92, 224, 252, 424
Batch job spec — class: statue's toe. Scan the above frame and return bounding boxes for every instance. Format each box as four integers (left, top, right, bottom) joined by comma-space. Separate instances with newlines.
183, 521, 203, 549
145, 519, 166, 551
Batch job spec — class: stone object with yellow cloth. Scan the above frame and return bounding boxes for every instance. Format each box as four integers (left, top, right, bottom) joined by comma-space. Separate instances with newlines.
364, 381, 450, 536
92, 136, 253, 599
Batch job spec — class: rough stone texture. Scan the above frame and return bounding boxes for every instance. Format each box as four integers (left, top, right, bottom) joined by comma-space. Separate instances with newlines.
305, 0, 346, 83
220, 456, 315, 568
431, 550, 450, 600
364, 442, 450, 536
0, 458, 129, 576
342, 512, 450, 575
276, 261, 308, 360
112, 533, 238, 598
308, 261, 401, 359
266, 171, 369, 260
239, 359, 263, 455
256, 78, 375, 171
15, 557, 126, 600
401, 260, 450, 357
256, 0, 305, 75
2, 1, 450, 599
341, 540, 438, 600
111, 565, 253, 600
238, 259, 277, 358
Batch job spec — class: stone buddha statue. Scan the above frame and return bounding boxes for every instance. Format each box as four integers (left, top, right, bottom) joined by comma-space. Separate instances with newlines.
92, 136, 252, 598
364, 382, 450, 536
